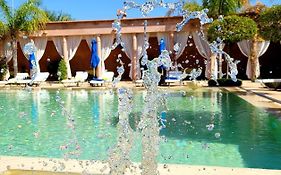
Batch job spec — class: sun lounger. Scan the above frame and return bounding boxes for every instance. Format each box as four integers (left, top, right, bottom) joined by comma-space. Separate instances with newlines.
15, 72, 50, 86
135, 79, 144, 87
7, 73, 29, 85
164, 71, 183, 86
61, 71, 88, 87
90, 71, 114, 87
0, 81, 8, 86
90, 78, 105, 86
256, 79, 281, 89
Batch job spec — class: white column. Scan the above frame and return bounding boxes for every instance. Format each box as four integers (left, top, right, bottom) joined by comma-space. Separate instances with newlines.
96, 35, 102, 79
62, 36, 72, 79
132, 34, 137, 81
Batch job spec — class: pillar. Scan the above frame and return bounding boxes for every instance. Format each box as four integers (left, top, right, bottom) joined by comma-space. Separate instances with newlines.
96, 35, 102, 79
132, 34, 137, 81
62, 36, 72, 79
210, 53, 217, 79
0, 40, 3, 57
169, 32, 175, 70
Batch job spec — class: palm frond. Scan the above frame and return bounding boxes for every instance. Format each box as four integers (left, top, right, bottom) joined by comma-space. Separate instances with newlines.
0, 0, 12, 22
0, 20, 6, 38
13, 0, 48, 35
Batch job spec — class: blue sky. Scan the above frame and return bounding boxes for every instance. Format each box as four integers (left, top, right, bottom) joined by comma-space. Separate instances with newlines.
12, 0, 280, 20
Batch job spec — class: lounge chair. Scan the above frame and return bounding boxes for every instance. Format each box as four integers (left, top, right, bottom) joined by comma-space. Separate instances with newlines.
164, 71, 182, 86
61, 71, 88, 87
7, 73, 29, 85
90, 71, 114, 87
135, 79, 144, 87
0, 80, 8, 87
256, 79, 281, 90
15, 72, 50, 86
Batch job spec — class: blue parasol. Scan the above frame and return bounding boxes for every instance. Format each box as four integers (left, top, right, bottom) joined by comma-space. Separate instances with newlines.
90, 39, 100, 69
159, 38, 166, 69
159, 38, 166, 52
29, 52, 36, 69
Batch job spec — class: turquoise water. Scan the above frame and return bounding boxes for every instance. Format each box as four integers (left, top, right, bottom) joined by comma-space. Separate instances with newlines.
0, 89, 281, 169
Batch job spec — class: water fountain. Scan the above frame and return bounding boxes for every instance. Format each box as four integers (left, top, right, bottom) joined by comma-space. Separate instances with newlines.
1, 1, 243, 175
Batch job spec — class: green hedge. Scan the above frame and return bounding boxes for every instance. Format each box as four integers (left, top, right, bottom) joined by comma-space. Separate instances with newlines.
208, 78, 242, 87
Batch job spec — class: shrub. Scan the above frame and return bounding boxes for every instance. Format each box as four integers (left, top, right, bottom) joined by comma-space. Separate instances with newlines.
258, 5, 281, 42
58, 59, 67, 80
208, 78, 242, 87
0, 58, 8, 81
208, 79, 218, 87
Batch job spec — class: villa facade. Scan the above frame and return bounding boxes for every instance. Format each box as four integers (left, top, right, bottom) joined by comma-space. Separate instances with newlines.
1, 16, 280, 80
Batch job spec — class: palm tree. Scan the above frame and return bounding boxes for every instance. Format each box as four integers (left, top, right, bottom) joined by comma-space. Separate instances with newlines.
45, 10, 73, 21
0, 0, 48, 76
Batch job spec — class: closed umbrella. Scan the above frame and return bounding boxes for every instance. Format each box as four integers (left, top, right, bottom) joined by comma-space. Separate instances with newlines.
159, 38, 166, 76
90, 39, 100, 78
29, 52, 37, 79
159, 38, 166, 52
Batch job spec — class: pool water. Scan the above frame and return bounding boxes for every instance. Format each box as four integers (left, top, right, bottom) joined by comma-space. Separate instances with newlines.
0, 89, 280, 169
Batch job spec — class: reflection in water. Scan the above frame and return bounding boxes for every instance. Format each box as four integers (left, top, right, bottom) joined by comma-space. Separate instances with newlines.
1, 89, 281, 170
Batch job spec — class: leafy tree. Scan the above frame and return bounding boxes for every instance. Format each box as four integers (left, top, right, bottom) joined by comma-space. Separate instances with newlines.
45, 10, 73, 21
207, 15, 257, 43
0, 0, 49, 76
183, 1, 202, 12
258, 5, 281, 42
202, 0, 246, 17
207, 15, 258, 80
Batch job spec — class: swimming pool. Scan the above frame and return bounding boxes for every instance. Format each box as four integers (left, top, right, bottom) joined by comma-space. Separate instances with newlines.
0, 89, 280, 169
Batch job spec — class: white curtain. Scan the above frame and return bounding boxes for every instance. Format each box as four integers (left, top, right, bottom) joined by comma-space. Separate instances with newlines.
237, 40, 270, 79
52, 37, 64, 57
67, 36, 82, 61
157, 32, 172, 52
19, 38, 31, 59
100, 34, 114, 76
192, 32, 217, 79
4, 41, 13, 63
136, 33, 149, 80
83, 35, 96, 50
122, 34, 134, 79
174, 31, 190, 61
33, 37, 48, 72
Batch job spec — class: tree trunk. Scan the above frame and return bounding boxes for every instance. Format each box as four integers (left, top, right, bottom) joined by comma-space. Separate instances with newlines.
12, 39, 18, 76
250, 37, 258, 81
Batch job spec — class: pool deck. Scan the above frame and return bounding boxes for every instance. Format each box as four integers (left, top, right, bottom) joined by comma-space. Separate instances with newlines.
1, 80, 281, 174
1, 156, 281, 175
223, 81, 281, 117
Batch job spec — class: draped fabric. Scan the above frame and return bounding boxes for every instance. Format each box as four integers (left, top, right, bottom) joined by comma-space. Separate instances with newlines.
192, 32, 217, 79
136, 33, 149, 80
33, 37, 48, 72
174, 31, 190, 61
122, 34, 134, 79
237, 40, 270, 79
4, 41, 13, 63
157, 33, 171, 52
66, 36, 82, 61
100, 34, 114, 76
84, 36, 96, 49
52, 37, 64, 57
19, 38, 31, 59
